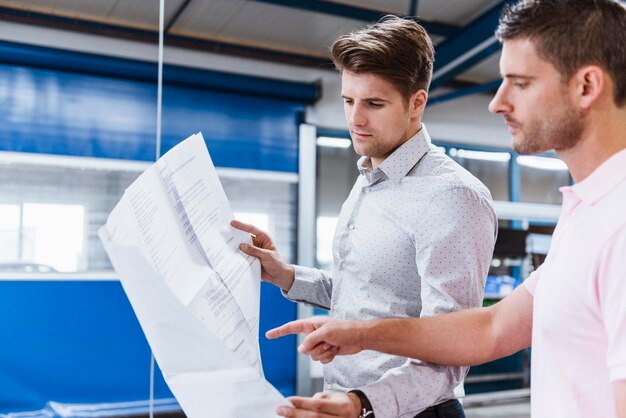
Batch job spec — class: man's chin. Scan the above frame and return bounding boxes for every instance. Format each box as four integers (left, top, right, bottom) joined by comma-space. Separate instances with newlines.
512, 136, 548, 155
352, 144, 368, 157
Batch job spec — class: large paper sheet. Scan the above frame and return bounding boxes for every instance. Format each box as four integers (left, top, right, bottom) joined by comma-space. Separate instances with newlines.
99, 133, 288, 417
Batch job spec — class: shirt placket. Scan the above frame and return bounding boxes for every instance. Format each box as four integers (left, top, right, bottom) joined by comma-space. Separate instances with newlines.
331, 178, 377, 316
326, 180, 377, 391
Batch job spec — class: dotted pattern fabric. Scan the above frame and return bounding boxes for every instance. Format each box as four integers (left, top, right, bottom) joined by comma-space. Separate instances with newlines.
286, 126, 497, 418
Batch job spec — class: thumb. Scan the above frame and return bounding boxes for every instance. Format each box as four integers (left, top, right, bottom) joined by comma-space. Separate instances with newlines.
299, 328, 327, 354
239, 243, 271, 259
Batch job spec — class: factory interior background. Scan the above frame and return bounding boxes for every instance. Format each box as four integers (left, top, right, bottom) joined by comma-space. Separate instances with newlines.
0, 1, 576, 417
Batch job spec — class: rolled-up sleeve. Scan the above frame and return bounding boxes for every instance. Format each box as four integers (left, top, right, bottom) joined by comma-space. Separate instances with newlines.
359, 186, 497, 417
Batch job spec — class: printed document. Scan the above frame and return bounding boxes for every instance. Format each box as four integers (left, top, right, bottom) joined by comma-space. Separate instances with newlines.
99, 133, 288, 417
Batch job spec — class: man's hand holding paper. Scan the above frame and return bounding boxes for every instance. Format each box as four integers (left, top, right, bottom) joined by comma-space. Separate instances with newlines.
231, 219, 295, 292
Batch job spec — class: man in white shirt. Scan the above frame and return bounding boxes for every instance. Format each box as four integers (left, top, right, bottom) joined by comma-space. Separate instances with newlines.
233, 16, 497, 418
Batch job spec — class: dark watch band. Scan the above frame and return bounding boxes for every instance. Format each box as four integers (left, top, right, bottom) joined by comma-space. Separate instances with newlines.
349, 390, 375, 418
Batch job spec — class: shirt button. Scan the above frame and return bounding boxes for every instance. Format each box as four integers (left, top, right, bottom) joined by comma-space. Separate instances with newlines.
326, 384, 333, 391
348, 224, 355, 230
340, 261, 347, 269
365, 187, 371, 193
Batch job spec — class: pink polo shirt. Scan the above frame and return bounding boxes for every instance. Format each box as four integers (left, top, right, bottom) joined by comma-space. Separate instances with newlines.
525, 148, 626, 417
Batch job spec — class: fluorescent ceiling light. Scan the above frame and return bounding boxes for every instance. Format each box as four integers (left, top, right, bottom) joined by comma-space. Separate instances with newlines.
317, 137, 351, 149
449, 148, 511, 162
517, 155, 568, 171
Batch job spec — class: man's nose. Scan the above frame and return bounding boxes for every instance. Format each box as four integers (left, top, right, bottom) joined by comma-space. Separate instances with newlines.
488, 83, 511, 114
349, 104, 366, 126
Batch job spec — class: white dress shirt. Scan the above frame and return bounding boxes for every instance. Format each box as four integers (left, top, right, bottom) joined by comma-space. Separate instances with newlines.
286, 126, 497, 418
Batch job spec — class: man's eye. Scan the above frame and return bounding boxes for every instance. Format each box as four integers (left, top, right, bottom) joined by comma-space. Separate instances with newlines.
369, 102, 383, 108
514, 82, 528, 89
343, 99, 353, 105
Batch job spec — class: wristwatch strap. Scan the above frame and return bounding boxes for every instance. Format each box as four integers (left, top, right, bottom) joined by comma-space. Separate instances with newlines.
349, 390, 375, 418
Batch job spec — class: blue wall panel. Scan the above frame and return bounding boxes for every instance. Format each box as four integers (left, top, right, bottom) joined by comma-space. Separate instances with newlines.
259, 282, 298, 396
0, 281, 170, 413
161, 86, 300, 172
0, 280, 297, 414
0, 60, 304, 171
0, 41, 319, 104
0, 64, 156, 161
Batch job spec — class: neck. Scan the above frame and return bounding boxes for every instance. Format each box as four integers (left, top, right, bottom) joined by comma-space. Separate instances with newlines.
371, 121, 422, 168
557, 106, 626, 183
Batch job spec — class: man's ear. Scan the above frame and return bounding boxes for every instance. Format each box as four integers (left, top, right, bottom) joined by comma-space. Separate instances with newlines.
410, 89, 428, 117
573, 65, 604, 109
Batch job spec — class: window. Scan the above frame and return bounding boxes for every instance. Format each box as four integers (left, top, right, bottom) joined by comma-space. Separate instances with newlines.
22, 203, 85, 272
0, 156, 142, 273
0, 202, 86, 272
518, 156, 570, 204
0, 204, 20, 263
0, 156, 299, 274
449, 148, 511, 201
223, 176, 297, 264
316, 216, 338, 270
234, 211, 272, 237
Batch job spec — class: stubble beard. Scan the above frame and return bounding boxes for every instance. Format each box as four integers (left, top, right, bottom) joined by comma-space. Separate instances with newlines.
352, 134, 381, 159
513, 102, 585, 155
353, 138, 399, 164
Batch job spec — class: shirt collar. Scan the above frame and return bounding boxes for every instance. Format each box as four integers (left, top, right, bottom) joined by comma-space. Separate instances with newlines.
357, 125, 432, 184
562, 147, 626, 206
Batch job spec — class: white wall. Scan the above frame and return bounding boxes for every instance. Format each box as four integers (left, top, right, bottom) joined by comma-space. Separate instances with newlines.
0, 21, 512, 150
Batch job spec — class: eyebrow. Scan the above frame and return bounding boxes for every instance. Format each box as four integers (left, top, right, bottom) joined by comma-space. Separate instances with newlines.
503, 74, 535, 80
341, 95, 389, 102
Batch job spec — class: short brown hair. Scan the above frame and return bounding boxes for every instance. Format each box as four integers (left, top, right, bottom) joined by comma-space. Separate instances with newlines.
496, 0, 626, 106
330, 15, 435, 100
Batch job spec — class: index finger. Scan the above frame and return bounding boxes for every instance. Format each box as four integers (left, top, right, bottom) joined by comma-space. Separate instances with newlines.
230, 219, 264, 236
266, 318, 317, 339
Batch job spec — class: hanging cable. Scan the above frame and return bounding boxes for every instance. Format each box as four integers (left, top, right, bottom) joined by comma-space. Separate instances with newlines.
156, 0, 165, 162
150, 0, 166, 417
150, 353, 155, 418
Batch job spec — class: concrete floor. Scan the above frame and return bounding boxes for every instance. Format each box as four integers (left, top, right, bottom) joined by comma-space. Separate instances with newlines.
465, 400, 530, 418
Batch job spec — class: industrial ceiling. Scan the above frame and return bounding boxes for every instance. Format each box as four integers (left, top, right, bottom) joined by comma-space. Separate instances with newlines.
0, 0, 511, 100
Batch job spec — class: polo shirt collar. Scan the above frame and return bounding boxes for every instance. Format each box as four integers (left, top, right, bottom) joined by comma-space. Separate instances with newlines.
565, 147, 626, 205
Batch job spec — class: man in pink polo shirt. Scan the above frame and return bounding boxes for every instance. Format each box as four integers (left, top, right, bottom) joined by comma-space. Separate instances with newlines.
266, 0, 626, 417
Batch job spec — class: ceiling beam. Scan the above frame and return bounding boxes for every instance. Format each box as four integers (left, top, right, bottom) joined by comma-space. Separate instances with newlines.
430, 1, 511, 90
428, 79, 501, 106
408, 0, 419, 17
248, 0, 459, 37
0, 6, 331, 68
165, 0, 193, 33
